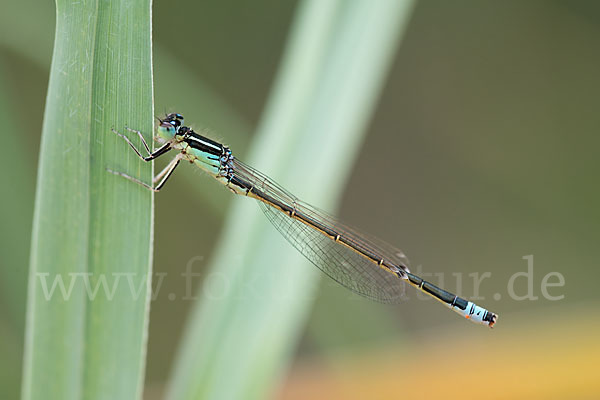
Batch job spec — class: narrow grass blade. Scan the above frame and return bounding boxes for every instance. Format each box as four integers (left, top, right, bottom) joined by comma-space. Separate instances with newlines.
166, 1, 415, 399
22, 1, 154, 399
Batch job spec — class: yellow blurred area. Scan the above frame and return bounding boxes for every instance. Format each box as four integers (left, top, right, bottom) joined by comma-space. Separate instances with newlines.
279, 303, 600, 400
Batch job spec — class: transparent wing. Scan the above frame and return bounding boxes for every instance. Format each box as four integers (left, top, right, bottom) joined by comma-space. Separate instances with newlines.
233, 159, 410, 303
259, 200, 411, 303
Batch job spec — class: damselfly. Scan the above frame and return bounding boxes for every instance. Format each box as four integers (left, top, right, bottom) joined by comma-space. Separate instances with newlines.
109, 113, 498, 327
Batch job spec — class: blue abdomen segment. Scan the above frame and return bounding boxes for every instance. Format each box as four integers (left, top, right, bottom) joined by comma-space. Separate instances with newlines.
451, 301, 497, 326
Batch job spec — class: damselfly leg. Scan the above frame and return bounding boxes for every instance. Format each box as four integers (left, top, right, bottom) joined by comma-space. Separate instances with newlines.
111, 128, 171, 161
107, 127, 180, 192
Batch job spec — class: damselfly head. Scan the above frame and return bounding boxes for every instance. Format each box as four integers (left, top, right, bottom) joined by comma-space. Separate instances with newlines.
161, 113, 184, 127
157, 113, 185, 140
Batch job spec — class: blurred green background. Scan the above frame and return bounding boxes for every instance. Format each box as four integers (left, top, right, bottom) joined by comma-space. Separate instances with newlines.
1, 0, 599, 399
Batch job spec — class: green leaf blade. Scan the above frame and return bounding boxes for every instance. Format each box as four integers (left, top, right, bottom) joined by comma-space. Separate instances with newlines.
23, 1, 154, 399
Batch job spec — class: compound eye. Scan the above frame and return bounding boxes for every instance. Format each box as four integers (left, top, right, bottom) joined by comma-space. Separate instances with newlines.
175, 113, 183, 119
